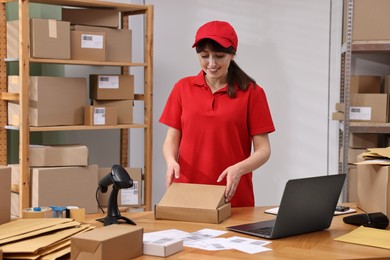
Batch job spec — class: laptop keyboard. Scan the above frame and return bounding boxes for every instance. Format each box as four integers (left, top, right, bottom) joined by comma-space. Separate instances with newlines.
249, 227, 273, 236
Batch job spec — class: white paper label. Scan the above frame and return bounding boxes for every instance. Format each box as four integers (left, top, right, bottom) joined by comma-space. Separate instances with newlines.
121, 181, 138, 205
81, 34, 104, 49
349, 106, 371, 120
98, 76, 119, 89
93, 107, 106, 125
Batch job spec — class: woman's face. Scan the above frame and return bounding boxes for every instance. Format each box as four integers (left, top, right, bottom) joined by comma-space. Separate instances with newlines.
197, 45, 234, 82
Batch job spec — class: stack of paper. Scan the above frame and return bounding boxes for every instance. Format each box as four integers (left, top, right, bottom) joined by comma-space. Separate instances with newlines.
0, 218, 94, 259
355, 147, 390, 165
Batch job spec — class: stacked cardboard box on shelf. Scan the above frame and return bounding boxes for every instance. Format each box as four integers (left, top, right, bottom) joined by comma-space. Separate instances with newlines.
7, 76, 87, 127
7, 19, 71, 59
10, 145, 100, 216
343, 0, 390, 42
332, 75, 388, 123
87, 74, 135, 125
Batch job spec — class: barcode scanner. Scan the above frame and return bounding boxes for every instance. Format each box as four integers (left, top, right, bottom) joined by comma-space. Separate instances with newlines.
343, 212, 389, 229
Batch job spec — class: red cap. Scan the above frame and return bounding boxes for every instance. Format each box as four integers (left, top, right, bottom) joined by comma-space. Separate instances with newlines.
192, 21, 238, 51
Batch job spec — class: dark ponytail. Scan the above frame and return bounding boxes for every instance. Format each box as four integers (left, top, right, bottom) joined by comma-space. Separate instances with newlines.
196, 39, 256, 98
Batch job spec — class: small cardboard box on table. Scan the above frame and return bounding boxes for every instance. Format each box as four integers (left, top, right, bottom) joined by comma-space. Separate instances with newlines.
71, 224, 143, 260
155, 183, 231, 224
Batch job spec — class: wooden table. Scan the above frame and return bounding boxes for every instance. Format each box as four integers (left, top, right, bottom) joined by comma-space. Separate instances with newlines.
85, 205, 390, 259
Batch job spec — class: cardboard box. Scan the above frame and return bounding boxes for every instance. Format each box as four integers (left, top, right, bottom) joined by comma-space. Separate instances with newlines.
350, 94, 388, 123
98, 167, 142, 207
155, 183, 231, 224
350, 76, 382, 94
29, 144, 88, 167
89, 74, 134, 100
0, 166, 11, 224
348, 166, 358, 203
31, 165, 99, 214
93, 100, 133, 124
62, 7, 120, 28
340, 147, 366, 164
343, 0, 390, 41
71, 30, 106, 61
332, 111, 344, 121
7, 76, 87, 127
7, 19, 71, 59
349, 133, 379, 149
143, 238, 183, 257
71, 224, 143, 260
84, 106, 118, 126
356, 164, 390, 217
72, 25, 132, 62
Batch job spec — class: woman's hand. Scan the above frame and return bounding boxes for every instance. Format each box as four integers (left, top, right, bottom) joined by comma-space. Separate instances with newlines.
217, 164, 243, 202
166, 161, 180, 188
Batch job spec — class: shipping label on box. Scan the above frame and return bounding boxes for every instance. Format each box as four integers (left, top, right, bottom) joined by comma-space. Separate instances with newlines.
71, 31, 106, 61
349, 106, 371, 121
81, 33, 104, 49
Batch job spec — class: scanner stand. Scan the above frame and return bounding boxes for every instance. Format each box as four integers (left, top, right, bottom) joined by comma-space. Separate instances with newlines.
96, 188, 136, 226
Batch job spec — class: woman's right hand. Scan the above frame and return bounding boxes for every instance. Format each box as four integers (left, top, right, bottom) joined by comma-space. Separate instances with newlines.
166, 160, 180, 188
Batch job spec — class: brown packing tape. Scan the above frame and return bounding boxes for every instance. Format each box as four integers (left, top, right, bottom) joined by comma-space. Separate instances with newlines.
48, 19, 58, 38
22, 207, 52, 219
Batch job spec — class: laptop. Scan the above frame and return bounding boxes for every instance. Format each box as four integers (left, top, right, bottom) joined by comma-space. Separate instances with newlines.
227, 174, 346, 239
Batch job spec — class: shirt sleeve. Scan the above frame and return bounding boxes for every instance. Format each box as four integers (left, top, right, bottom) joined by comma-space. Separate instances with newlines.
248, 85, 275, 135
159, 83, 182, 131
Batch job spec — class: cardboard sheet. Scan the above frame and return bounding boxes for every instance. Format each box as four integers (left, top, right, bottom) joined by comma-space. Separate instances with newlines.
335, 226, 390, 250
1, 224, 91, 254
0, 218, 74, 241
0, 221, 80, 244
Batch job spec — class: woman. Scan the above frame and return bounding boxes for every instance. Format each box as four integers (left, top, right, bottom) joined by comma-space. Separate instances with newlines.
159, 20, 275, 207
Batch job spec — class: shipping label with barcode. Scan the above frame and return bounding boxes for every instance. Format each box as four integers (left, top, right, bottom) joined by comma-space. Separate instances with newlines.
121, 181, 139, 205
81, 34, 104, 49
93, 107, 106, 125
98, 76, 119, 89
349, 106, 371, 120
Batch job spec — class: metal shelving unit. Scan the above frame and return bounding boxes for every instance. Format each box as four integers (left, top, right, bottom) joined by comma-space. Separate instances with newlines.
338, 0, 390, 201
0, 0, 154, 213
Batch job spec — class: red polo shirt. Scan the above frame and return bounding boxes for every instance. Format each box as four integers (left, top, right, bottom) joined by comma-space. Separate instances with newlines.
159, 71, 275, 207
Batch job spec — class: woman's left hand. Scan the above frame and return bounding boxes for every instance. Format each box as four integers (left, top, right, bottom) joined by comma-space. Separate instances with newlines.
217, 164, 243, 202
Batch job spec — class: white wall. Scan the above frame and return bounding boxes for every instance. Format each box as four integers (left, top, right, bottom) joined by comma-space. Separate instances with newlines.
64, 0, 344, 207
149, 0, 343, 206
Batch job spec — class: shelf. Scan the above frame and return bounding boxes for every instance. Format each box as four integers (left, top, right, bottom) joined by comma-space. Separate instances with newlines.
0, 1, 154, 213
5, 58, 147, 67
342, 40, 390, 53
0, 0, 148, 13
339, 122, 390, 134
5, 123, 147, 132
